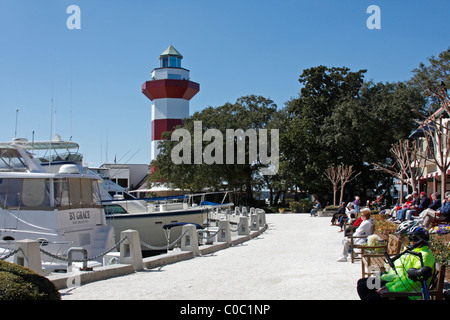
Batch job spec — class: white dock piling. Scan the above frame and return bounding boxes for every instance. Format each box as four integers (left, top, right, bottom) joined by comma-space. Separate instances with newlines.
237, 216, 250, 236
120, 230, 144, 271
14, 239, 45, 275
217, 220, 231, 244
250, 213, 259, 231
256, 209, 266, 227
181, 224, 199, 256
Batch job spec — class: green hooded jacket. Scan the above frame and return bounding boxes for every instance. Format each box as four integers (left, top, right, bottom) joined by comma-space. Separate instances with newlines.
381, 245, 435, 299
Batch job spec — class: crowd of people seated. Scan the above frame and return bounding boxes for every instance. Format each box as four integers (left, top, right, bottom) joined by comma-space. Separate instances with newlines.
329, 192, 448, 300
384, 191, 450, 228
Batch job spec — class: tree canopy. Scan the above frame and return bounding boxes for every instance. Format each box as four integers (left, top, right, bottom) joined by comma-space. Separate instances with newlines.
148, 49, 450, 206
282, 66, 425, 202
151, 95, 278, 206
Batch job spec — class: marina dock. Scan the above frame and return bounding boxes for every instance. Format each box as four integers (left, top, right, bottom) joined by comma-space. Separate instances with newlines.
60, 213, 363, 300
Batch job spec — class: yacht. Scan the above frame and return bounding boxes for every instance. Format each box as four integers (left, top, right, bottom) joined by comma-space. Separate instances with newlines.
0, 137, 115, 272
2, 136, 232, 257
102, 192, 233, 253
103, 196, 207, 252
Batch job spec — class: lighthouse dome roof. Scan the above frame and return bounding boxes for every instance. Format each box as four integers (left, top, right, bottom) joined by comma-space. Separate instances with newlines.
159, 45, 183, 59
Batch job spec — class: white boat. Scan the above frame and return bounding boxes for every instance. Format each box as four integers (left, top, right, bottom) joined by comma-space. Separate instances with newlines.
90, 163, 233, 252
6, 135, 232, 255
0, 137, 115, 272
102, 192, 234, 253
102, 196, 208, 252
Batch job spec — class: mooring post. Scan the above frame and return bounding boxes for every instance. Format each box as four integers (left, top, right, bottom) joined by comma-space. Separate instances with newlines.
238, 216, 250, 236
67, 247, 91, 271
120, 229, 144, 271
218, 220, 231, 244
14, 239, 44, 275
256, 209, 266, 227
181, 224, 199, 256
250, 213, 259, 231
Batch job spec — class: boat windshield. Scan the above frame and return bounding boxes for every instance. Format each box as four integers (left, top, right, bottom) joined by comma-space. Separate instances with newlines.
0, 177, 103, 210
0, 148, 28, 171
0, 178, 51, 210
38, 152, 83, 164
53, 178, 103, 209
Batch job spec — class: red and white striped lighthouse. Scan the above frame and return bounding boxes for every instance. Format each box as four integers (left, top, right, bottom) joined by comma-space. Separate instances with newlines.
142, 45, 200, 162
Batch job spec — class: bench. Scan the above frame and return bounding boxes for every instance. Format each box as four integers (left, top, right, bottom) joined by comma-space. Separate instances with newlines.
360, 234, 402, 278
381, 264, 447, 300
430, 212, 449, 227
348, 224, 376, 263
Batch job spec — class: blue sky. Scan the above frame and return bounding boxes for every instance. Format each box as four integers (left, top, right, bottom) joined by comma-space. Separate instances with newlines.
0, 0, 449, 166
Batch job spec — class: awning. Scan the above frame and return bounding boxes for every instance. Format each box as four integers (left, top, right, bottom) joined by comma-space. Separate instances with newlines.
417, 169, 450, 180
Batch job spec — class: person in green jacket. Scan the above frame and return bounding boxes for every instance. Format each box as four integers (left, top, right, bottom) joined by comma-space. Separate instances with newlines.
357, 226, 435, 300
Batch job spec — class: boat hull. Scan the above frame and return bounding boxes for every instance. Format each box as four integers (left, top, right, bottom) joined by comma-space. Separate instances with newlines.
106, 208, 208, 251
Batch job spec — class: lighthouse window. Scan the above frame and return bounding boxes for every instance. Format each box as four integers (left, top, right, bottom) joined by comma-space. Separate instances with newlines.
168, 74, 182, 80
169, 56, 181, 68
161, 56, 181, 68
161, 56, 169, 68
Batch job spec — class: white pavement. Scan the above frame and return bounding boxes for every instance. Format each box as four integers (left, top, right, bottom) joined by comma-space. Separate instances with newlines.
60, 213, 364, 300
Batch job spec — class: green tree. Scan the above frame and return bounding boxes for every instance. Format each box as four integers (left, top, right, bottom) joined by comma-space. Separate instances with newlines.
408, 48, 450, 113
283, 66, 367, 197
283, 66, 425, 202
151, 95, 278, 206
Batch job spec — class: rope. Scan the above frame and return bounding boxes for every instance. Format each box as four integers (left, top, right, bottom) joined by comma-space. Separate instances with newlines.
39, 237, 127, 263
202, 225, 223, 241
140, 229, 189, 250
0, 247, 22, 261
229, 220, 243, 232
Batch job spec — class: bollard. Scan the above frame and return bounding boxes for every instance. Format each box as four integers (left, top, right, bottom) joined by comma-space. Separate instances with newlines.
217, 220, 231, 244
181, 224, 199, 256
67, 247, 91, 271
250, 213, 259, 231
234, 207, 241, 216
225, 209, 232, 221
14, 239, 45, 275
256, 209, 266, 227
241, 206, 248, 216
238, 216, 250, 236
120, 229, 144, 271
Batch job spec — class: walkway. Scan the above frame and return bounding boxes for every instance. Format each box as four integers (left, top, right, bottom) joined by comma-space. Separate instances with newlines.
60, 213, 363, 300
